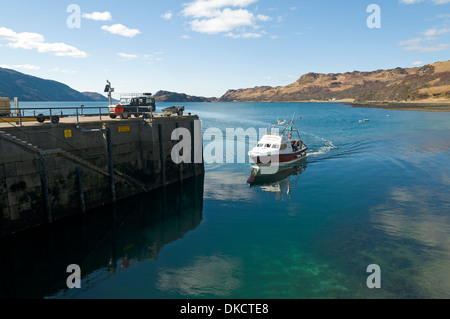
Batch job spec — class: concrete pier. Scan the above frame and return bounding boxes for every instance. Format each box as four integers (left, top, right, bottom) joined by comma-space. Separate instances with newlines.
0, 115, 204, 238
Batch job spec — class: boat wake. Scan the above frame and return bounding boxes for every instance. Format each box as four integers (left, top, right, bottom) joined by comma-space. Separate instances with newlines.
303, 133, 337, 158
307, 140, 336, 157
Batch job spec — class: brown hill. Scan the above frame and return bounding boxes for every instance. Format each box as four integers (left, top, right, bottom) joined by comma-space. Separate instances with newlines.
219, 60, 450, 103
154, 90, 218, 103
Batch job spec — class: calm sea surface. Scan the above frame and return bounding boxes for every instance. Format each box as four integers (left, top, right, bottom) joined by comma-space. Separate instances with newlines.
1, 102, 450, 299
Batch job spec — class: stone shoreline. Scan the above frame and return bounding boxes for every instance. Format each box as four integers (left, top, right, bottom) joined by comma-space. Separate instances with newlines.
346, 101, 450, 112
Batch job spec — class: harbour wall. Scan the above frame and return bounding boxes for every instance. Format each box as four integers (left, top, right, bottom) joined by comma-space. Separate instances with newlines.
0, 175, 204, 298
0, 116, 204, 238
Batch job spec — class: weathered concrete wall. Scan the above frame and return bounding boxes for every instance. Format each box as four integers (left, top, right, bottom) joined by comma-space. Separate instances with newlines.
0, 116, 204, 238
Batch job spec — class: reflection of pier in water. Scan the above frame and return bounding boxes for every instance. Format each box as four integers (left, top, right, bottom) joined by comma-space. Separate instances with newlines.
247, 163, 307, 201
0, 175, 204, 299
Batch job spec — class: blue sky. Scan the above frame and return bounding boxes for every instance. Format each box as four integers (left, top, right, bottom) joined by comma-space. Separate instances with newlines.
1, 0, 450, 98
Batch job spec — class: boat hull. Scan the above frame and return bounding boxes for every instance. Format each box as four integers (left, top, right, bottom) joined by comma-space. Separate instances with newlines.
249, 148, 308, 167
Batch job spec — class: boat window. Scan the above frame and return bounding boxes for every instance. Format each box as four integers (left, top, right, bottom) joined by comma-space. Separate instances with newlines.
280, 144, 287, 150
272, 144, 280, 149
265, 144, 271, 148
257, 143, 264, 148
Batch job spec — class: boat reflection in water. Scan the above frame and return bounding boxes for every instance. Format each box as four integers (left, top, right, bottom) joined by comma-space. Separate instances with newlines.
0, 175, 204, 299
247, 162, 307, 201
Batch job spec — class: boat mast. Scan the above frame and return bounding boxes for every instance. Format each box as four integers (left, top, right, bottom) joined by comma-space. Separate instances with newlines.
282, 113, 303, 144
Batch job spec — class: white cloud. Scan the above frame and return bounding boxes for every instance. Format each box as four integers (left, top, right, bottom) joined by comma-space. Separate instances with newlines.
190, 8, 255, 33
181, 35, 191, 39
399, 37, 450, 52
422, 27, 450, 36
118, 52, 139, 60
414, 43, 450, 52
225, 31, 262, 38
82, 11, 112, 21
117, 52, 163, 62
0, 27, 88, 58
182, 0, 269, 38
256, 14, 271, 21
162, 11, 173, 20
399, 37, 427, 46
0, 64, 40, 70
144, 53, 164, 61
400, 25, 450, 52
412, 61, 424, 66
182, 0, 258, 18
101, 24, 141, 38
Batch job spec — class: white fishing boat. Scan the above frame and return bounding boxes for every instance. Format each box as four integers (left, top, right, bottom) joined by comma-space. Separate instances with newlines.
276, 118, 286, 126
248, 115, 307, 168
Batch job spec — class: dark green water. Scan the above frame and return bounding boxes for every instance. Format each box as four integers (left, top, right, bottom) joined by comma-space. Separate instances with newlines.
1, 102, 449, 299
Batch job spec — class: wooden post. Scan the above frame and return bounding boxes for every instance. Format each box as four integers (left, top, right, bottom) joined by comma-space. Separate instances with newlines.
39, 157, 52, 223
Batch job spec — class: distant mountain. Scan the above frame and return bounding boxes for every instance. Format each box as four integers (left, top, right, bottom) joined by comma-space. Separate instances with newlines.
0, 67, 97, 101
81, 92, 110, 102
0, 67, 218, 103
220, 60, 450, 103
154, 90, 218, 103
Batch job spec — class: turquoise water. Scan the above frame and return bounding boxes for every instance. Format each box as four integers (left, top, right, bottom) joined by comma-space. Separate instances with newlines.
1, 102, 450, 299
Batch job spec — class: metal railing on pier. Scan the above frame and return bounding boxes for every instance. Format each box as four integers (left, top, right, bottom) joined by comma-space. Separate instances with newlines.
0, 105, 113, 126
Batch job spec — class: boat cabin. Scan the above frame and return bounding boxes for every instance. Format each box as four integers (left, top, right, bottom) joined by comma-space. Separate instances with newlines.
253, 132, 305, 155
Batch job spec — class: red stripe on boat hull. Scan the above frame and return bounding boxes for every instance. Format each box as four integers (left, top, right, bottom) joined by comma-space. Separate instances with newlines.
250, 149, 308, 165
